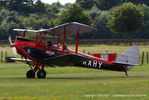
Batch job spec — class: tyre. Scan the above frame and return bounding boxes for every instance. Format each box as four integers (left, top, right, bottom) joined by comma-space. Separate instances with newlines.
37, 69, 46, 78
26, 70, 35, 78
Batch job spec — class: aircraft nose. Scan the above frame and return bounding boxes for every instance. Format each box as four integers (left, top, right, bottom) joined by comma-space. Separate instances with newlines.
10, 43, 17, 56
10, 44, 14, 47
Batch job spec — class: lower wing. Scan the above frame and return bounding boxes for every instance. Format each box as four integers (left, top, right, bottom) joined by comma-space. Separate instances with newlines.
41, 53, 92, 66
10, 58, 34, 65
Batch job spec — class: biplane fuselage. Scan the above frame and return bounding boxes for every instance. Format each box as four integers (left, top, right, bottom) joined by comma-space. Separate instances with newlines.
14, 36, 126, 71
11, 22, 139, 78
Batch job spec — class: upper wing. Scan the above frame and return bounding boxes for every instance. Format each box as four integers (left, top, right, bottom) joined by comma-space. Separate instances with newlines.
13, 29, 51, 33
47, 22, 96, 36
42, 53, 93, 66
13, 22, 96, 36
13, 29, 39, 33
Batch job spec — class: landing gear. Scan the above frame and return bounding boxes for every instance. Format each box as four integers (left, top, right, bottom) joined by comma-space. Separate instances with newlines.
37, 69, 46, 78
26, 70, 35, 78
26, 60, 46, 78
124, 67, 128, 77
124, 71, 128, 77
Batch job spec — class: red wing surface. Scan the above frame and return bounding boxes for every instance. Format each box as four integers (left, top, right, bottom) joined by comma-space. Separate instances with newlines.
42, 54, 92, 66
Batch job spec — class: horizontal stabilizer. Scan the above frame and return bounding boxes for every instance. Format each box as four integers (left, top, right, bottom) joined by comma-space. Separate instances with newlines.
114, 46, 139, 70
42, 53, 92, 66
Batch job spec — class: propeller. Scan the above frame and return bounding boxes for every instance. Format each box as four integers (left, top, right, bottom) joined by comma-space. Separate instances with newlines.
8, 35, 17, 57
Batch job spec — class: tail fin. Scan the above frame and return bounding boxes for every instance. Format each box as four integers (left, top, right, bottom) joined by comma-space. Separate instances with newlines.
114, 46, 139, 70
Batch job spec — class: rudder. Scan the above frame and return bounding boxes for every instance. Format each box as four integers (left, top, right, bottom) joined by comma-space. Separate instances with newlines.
114, 46, 139, 70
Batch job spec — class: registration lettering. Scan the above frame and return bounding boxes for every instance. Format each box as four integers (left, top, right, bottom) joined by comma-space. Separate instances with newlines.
82, 60, 102, 68
46, 51, 55, 56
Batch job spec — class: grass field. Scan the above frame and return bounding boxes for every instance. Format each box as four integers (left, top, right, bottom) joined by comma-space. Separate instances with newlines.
0, 45, 149, 100
0, 63, 149, 100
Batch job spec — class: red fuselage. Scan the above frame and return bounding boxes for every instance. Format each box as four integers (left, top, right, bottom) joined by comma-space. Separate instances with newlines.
14, 36, 126, 72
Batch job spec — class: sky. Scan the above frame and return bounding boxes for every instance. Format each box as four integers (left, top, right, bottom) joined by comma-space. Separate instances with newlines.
41, 0, 76, 5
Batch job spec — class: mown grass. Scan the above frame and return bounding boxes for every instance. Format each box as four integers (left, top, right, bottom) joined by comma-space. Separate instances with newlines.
0, 45, 149, 100
0, 63, 149, 100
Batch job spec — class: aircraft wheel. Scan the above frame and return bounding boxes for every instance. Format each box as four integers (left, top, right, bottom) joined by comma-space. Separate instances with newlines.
37, 69, 46, 78
26, 70, 35, 78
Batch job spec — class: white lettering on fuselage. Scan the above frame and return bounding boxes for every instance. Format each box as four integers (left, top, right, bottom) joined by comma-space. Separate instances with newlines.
83, 61, 86, 65
46, 51, 55, 56
93, 61, 97, 67
98, 62, 102, 68
88, 60, 92, 66
82, 60, 102, 68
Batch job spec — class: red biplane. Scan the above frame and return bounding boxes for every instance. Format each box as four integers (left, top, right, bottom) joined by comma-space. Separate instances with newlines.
9, 22, 139, 78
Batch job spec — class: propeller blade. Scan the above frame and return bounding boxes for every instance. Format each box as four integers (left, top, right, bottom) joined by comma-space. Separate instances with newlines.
12, 47, 17, 57
8, 35, 13, 45
8, 35, 17, 56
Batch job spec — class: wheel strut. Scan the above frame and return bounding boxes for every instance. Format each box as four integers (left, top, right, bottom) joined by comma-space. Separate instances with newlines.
124, 70, 128, 77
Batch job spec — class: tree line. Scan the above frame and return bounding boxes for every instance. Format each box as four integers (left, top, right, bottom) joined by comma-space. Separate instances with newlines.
0, 0, 148, 39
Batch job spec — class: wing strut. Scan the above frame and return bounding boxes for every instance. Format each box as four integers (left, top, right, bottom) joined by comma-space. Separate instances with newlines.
62, 28, 66, 54
23, 31, 26, 37
25, 58, 33, 71
75, 31, 79, 54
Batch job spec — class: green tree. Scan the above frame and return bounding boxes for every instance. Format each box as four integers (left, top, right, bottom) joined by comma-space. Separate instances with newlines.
77, 0, 122, 10
80, 10, 113, 39
77, 0, 149, 10
21, 14, 52, 29
0, 9, 9, 23
121, 0, 149, 6
34, 0, 45, 14
87, 5, 101, 20
7, 0, 34, 14
0, 11, 24, 39
93, 11, 112, 38
76, 0, 97, 10
52, 1, 63, 8
108, 2, 144, 45
136, 4, 149, 38
57, 3, 92, 25
97, 0, 118, 10
140, 4, 149, 25
44, 4, 59, 20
